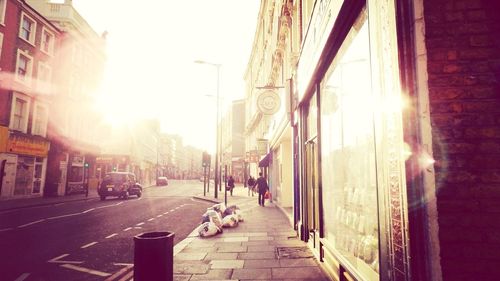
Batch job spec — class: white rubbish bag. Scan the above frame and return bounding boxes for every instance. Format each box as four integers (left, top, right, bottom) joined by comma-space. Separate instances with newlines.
205, 210, 223, 229
198, 221, 221, 237
222, 214, 239, 228
234, 209, 244, 222
208, 203, 226, 216
223, 205, 240, 217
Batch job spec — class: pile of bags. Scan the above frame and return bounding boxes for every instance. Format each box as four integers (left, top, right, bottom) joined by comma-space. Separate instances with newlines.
198, 203, 244, 237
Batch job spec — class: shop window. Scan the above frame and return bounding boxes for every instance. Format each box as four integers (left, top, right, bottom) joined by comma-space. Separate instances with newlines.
19, 12, 36, 45
33, 157, 44, 194
319, 13, 379, 280
9, 93, 30, 133
14, 156, 34, 195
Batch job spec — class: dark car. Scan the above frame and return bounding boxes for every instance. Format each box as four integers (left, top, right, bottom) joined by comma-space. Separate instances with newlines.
156, 176, 168, 186
98, 172, 142, 200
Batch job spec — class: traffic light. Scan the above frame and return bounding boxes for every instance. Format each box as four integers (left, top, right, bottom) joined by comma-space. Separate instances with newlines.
202, 152, 211, 167
84, 162, 89, 168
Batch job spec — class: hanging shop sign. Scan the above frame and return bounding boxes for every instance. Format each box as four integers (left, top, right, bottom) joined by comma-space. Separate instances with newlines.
0, 126, 8, 152
257, 90, 281, 115
7, 134, 50, 157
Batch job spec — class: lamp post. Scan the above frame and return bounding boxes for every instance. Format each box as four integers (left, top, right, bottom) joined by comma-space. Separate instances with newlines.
195, 60, 221, 199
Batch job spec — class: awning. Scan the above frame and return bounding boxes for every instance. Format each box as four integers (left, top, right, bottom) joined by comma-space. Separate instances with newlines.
259, 152, 272, 167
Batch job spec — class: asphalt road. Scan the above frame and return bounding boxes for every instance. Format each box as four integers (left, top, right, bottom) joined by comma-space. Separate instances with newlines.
0, 180, 212, 281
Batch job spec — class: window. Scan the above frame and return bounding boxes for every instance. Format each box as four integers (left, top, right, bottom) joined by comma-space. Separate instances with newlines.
19, 13, 37, 44
32, 103, 48, 137
37, 62, 52, 93
0, 33, 3, 58
41, 27, 55, 55
15, 50, 33, 84
0, 0, 6, 25
10, 93, 30, 133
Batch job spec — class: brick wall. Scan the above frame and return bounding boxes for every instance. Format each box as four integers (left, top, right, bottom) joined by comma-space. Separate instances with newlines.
424, 0, 500, 280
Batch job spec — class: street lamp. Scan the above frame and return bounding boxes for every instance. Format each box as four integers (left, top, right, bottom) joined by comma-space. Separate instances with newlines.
194, 60, 221, 199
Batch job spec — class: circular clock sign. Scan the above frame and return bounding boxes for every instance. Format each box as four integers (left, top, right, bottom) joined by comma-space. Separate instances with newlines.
257, 90, 281, 115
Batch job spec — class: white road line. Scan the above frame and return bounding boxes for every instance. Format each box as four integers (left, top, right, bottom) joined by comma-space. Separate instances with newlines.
123, 227, 132, 231
116, 202, 124, 206
48, 254, 83, 264
133, 227, 142, 229
104, 264, 133, 281
169, 209, 175, 212
60, 264, 111, 277
14, 273, 30, 281
81, 242, 98, 249
106, 233, 118, 239
18, 219, 45, 228
156, 215, 162, 218
0, 228, 13, 232
147, 218, 154, 221
47, 213, 80, 220
136, 222, 145, 226
163, 212, 169, 215
82, 208, 95, 213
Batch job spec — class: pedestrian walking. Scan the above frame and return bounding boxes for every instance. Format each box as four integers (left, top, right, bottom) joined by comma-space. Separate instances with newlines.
247, 175, 256, 196
255, 172, 269, 206
227, 175, 235, 196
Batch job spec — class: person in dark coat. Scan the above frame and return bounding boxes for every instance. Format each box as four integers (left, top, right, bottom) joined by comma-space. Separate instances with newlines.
227, 175, 235, 196
254, 172, 269, 206
247, 175, 256, 196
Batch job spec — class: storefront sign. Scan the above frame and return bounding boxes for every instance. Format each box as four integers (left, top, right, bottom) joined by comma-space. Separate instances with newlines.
7, 134, 50, 157
0, 126, 8, 152
257, 90, 281, 115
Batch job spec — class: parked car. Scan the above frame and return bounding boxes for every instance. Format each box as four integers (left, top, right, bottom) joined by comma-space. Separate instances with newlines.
156, 176, 169, 186
98, 172, 142, 200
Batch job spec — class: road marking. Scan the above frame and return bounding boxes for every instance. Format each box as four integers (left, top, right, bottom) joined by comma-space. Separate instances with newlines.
14, 273, 30, 281
81, 242, 98, 249
48, 254, 83, 264
47, 213, 80, 220
156, 214, 162, 218
82, 208, 95, 213
136, 222, 145, 226
123, 227, 132, 231
169, 209, 175, 212
133, 227, 142, 229
116, 202, 124, 206
0, 228, 13, 232
106, 233, 118, 239
60, 264, 111, 277
104, 264, 133, 281
163, 212, 169, 215
116, 269, 133, 281
147, 218, 154, 221
18, 219, 45, 228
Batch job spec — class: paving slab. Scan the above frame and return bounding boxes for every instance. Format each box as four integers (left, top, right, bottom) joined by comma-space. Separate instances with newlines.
232, 268, 272, 280
189, 269, 233, 280
272, 267, 326, 280
210, 259, 245, 269
205, 252, 239, 260
243, 259, 281, 269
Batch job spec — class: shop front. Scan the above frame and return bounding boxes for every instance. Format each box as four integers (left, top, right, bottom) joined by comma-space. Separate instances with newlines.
0, 129, 49, 198
294, 0, 410, 280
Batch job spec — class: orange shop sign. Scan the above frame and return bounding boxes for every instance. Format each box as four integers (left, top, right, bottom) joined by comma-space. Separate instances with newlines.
7, 134, 50, 157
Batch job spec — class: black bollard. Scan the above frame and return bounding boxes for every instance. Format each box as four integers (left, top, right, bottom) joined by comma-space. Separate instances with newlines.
134, 231, 175, 281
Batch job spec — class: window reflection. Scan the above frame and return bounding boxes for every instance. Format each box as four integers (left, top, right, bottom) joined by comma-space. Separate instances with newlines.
320, 13, 379, 280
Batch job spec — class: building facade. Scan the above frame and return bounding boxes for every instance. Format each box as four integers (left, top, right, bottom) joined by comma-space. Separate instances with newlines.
0, 0, 60, 199
245, 0, 500, 280
26, 0, 106, 196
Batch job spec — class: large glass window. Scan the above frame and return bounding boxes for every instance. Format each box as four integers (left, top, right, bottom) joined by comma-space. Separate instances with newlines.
320, 12, 379, 280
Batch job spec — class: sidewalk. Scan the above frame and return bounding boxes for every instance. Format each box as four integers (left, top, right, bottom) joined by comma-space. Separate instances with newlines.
174, 184, 331, 281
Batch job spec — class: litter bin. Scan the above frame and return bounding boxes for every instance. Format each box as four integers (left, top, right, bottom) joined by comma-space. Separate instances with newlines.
134, 231, 175, 281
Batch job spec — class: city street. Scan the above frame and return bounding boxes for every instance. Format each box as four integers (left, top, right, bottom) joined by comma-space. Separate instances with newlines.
0, 180, 212, 281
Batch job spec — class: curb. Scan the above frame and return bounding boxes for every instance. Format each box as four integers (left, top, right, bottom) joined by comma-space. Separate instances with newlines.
191, 196, 221, 204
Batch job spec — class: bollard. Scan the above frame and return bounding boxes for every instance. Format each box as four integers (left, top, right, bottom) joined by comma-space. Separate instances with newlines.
134, 231, 175, 281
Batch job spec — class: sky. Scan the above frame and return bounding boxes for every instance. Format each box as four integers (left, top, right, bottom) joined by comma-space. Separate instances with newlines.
71, 0, 261, 152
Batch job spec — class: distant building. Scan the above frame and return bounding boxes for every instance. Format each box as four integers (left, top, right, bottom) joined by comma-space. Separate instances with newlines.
0, 0, 61, 198
231, 99, 245, 183
26, 0, 106, 196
